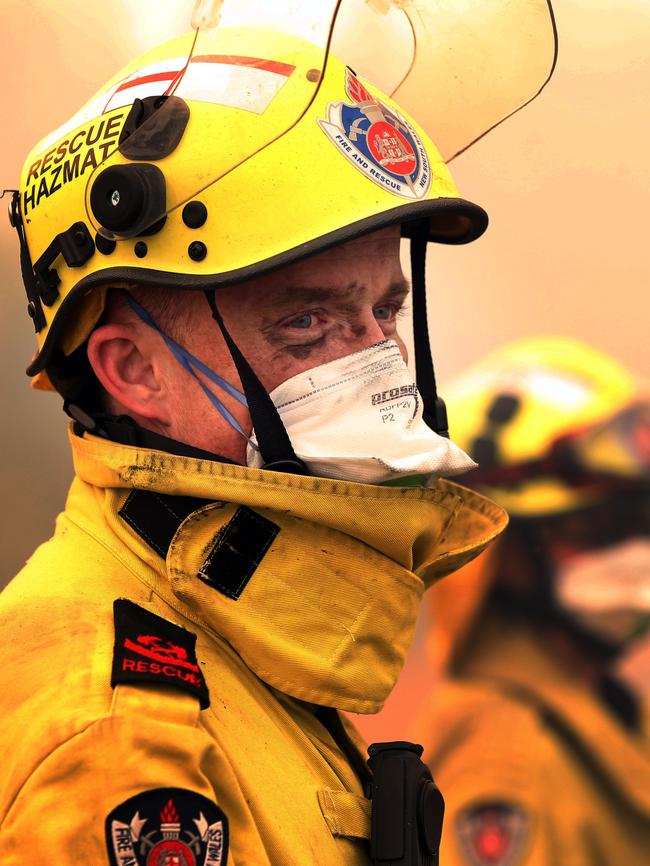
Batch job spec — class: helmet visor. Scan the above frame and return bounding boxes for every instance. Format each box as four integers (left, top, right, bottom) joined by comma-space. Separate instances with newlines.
559, 402, 650, 483
331, 0, 558, 161
84, 0, 557, 239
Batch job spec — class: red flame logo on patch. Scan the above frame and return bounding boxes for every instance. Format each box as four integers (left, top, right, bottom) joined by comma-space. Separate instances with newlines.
161, 800, 180, 824
123, 635, 200, 672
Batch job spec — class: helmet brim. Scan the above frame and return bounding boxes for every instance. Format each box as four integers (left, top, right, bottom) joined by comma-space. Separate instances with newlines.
27, 196, 486, 377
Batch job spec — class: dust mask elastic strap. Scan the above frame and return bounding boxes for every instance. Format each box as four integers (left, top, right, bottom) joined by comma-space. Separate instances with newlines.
123, 293, 255, 446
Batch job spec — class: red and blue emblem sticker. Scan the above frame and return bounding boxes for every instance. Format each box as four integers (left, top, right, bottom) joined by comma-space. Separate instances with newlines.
456, 802, 530, 866
106, 788, 228, 866
319, 69, 431, 200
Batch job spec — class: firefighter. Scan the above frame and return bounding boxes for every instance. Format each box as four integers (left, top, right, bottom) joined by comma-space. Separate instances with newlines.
0, 2, 556, 863
410, 337, 650, 866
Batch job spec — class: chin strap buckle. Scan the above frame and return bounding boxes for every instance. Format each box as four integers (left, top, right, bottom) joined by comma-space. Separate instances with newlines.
9, 191, 46, 332
8, 190, 96, 333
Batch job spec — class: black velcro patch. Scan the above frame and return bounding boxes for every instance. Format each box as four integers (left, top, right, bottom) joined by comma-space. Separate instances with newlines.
198, 506, 279, 600
118, 490, 207, 559
112, 599, 209, 709
106, 786, 228, 866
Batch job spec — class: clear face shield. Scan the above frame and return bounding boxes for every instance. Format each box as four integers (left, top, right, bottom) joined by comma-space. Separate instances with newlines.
81, 0, 558, 241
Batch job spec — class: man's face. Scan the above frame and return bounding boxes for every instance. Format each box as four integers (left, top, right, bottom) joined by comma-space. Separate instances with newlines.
159, 225, 408, 462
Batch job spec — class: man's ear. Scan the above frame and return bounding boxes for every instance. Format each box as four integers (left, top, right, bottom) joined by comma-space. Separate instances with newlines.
87, 323, 170, 427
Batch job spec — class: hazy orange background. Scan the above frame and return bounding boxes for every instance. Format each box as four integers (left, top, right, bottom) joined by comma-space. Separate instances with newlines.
0, 0, 647, 620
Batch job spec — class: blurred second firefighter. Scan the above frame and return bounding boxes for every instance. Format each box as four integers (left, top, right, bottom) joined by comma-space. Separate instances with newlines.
410, 337, 650, 866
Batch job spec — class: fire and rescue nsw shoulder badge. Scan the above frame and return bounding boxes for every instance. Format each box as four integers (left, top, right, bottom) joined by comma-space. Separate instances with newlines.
456, 802, 530, 866
105, 788, 228, 866
318, 69, 432, 200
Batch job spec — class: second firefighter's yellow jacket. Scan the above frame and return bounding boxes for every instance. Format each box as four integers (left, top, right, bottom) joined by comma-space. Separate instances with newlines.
0, 429, 505, 866
410, 613, 650, 866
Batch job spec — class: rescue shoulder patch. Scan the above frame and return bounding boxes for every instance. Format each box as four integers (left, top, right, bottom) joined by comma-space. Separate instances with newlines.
456, 802, 530, 866
112, 599, 209, 709
106, 787, 228, 866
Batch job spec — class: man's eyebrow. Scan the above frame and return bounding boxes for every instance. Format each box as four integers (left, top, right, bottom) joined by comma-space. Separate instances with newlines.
380, 278, 411, 302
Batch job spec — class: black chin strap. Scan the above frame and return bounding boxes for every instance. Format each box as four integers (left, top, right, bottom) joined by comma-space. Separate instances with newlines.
204, 290, 308, 475
410, 221, 449, 438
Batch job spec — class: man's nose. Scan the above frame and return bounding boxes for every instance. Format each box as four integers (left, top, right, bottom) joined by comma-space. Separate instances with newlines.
345, 309, 387, 350
343, 309, 408, 362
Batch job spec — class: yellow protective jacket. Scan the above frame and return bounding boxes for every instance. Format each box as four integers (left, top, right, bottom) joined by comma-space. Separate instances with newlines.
0, 429, 505, 865
410, 611, 650, 866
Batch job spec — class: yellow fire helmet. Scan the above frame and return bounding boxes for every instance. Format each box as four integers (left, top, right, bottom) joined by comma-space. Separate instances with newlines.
8, 0, 557, 468
428, 336, 650, 670
444, 336, 650, 516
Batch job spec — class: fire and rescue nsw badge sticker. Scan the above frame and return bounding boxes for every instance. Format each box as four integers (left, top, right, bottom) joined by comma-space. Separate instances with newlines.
318, 69, 431, 200
106, 787, 228, 866
456, 802, 530, 866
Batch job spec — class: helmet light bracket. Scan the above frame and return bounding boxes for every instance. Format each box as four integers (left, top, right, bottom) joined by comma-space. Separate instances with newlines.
118, 95, 190, 162
32, 221, 95, 307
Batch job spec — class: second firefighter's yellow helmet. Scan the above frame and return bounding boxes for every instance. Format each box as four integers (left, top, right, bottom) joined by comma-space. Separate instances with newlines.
445, 336, 650, 516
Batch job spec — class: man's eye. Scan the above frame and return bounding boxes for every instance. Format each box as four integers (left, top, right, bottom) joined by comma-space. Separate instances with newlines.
288, 314, 313, 329
373, 304, 393, 321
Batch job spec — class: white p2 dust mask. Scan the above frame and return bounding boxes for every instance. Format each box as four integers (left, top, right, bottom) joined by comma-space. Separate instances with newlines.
246, 340, 476, 484
555, 537, 650, 646
124, 296, 474, 484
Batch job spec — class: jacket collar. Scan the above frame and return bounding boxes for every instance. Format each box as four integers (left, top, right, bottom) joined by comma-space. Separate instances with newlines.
70, 428, 507, 713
